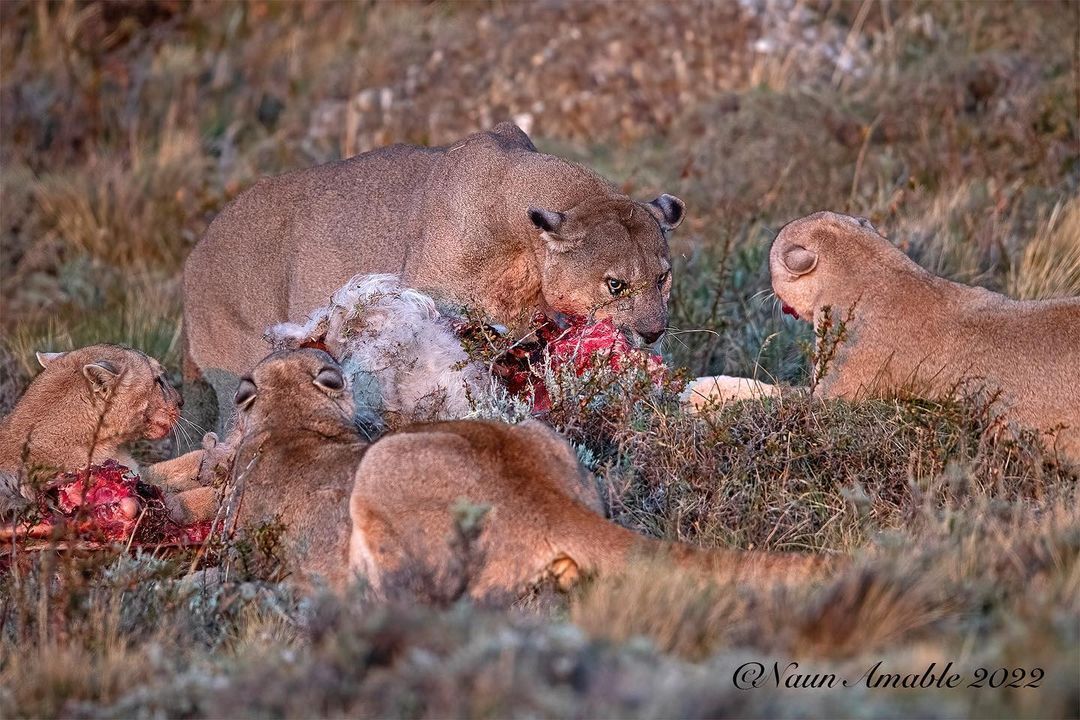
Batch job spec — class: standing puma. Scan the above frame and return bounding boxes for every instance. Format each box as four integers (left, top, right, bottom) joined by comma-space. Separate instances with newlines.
350, 419, 835, 600
183, 122, 685, 430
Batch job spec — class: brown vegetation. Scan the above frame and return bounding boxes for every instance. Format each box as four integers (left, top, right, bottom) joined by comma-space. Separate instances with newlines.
1, 1, 1077, 717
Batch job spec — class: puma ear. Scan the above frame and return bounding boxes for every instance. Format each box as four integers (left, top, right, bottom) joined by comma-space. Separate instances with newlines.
82, 360, 120, 396
529, 206, 581, 254
528, 206, 564, 234
234, 377, 257, 410
313, 366, 345, 395
646, 194, 686, 231
782, 244, 818, 275
36, 351, 66, 369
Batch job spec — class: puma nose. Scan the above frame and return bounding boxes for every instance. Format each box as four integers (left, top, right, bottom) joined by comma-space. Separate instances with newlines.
638, 327, 665, 344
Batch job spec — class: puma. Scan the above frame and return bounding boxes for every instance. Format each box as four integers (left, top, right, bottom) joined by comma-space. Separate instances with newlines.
183, 122, 685, 431
689, 211, 1080, 463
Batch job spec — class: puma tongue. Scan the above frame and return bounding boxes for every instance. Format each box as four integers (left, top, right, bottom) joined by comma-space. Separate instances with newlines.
781, 303, 800, 319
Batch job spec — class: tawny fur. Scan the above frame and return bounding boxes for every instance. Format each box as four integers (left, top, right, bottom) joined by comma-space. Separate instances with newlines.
350, 419, 835, 600
229, 349, 368, 592
741, 210, 1079, 460
0, 344, 220, 521
266, 274, 490, 424
183, 122, 684, 430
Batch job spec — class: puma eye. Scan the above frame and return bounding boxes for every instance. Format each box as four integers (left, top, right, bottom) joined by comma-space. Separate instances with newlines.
606, 278, 630, 297
314, 367, 345, 393
657, 270, 671, 288
234, 378, 257, 410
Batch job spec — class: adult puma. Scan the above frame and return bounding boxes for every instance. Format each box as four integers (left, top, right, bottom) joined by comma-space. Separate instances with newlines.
183, 122, 685, 429
350, 419, 835, 600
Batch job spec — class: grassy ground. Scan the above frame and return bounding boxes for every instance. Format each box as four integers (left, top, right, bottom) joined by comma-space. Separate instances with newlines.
1, 1, 1078, 717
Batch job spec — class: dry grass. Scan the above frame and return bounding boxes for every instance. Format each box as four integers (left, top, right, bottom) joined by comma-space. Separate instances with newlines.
1, 495, 1074, 718
1008, 199, 1080, 300
572, 500, 1078, 661
1, 0, 1078, 717
32, 134, 210, 269
4, 276, 183, 377
544, 372, 1074, 555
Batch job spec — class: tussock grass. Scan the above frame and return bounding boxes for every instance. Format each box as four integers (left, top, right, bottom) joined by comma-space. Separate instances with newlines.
549, 379, 1074, 554
2, 499, 1075, 718
571, 500, 1079, 663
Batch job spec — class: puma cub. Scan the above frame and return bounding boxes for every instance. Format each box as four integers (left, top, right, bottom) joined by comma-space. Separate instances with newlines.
350, 419, 834, 599
688, 211, 1080, 462
0, 344, 219, 522
228, 348, 368, 591
772, 211, 1080, 461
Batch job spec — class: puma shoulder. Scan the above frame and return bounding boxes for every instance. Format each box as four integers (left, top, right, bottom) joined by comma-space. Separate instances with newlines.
350, 418, 834, 600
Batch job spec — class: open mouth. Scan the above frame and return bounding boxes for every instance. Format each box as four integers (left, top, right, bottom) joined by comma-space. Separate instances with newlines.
781, 302, 800, 319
